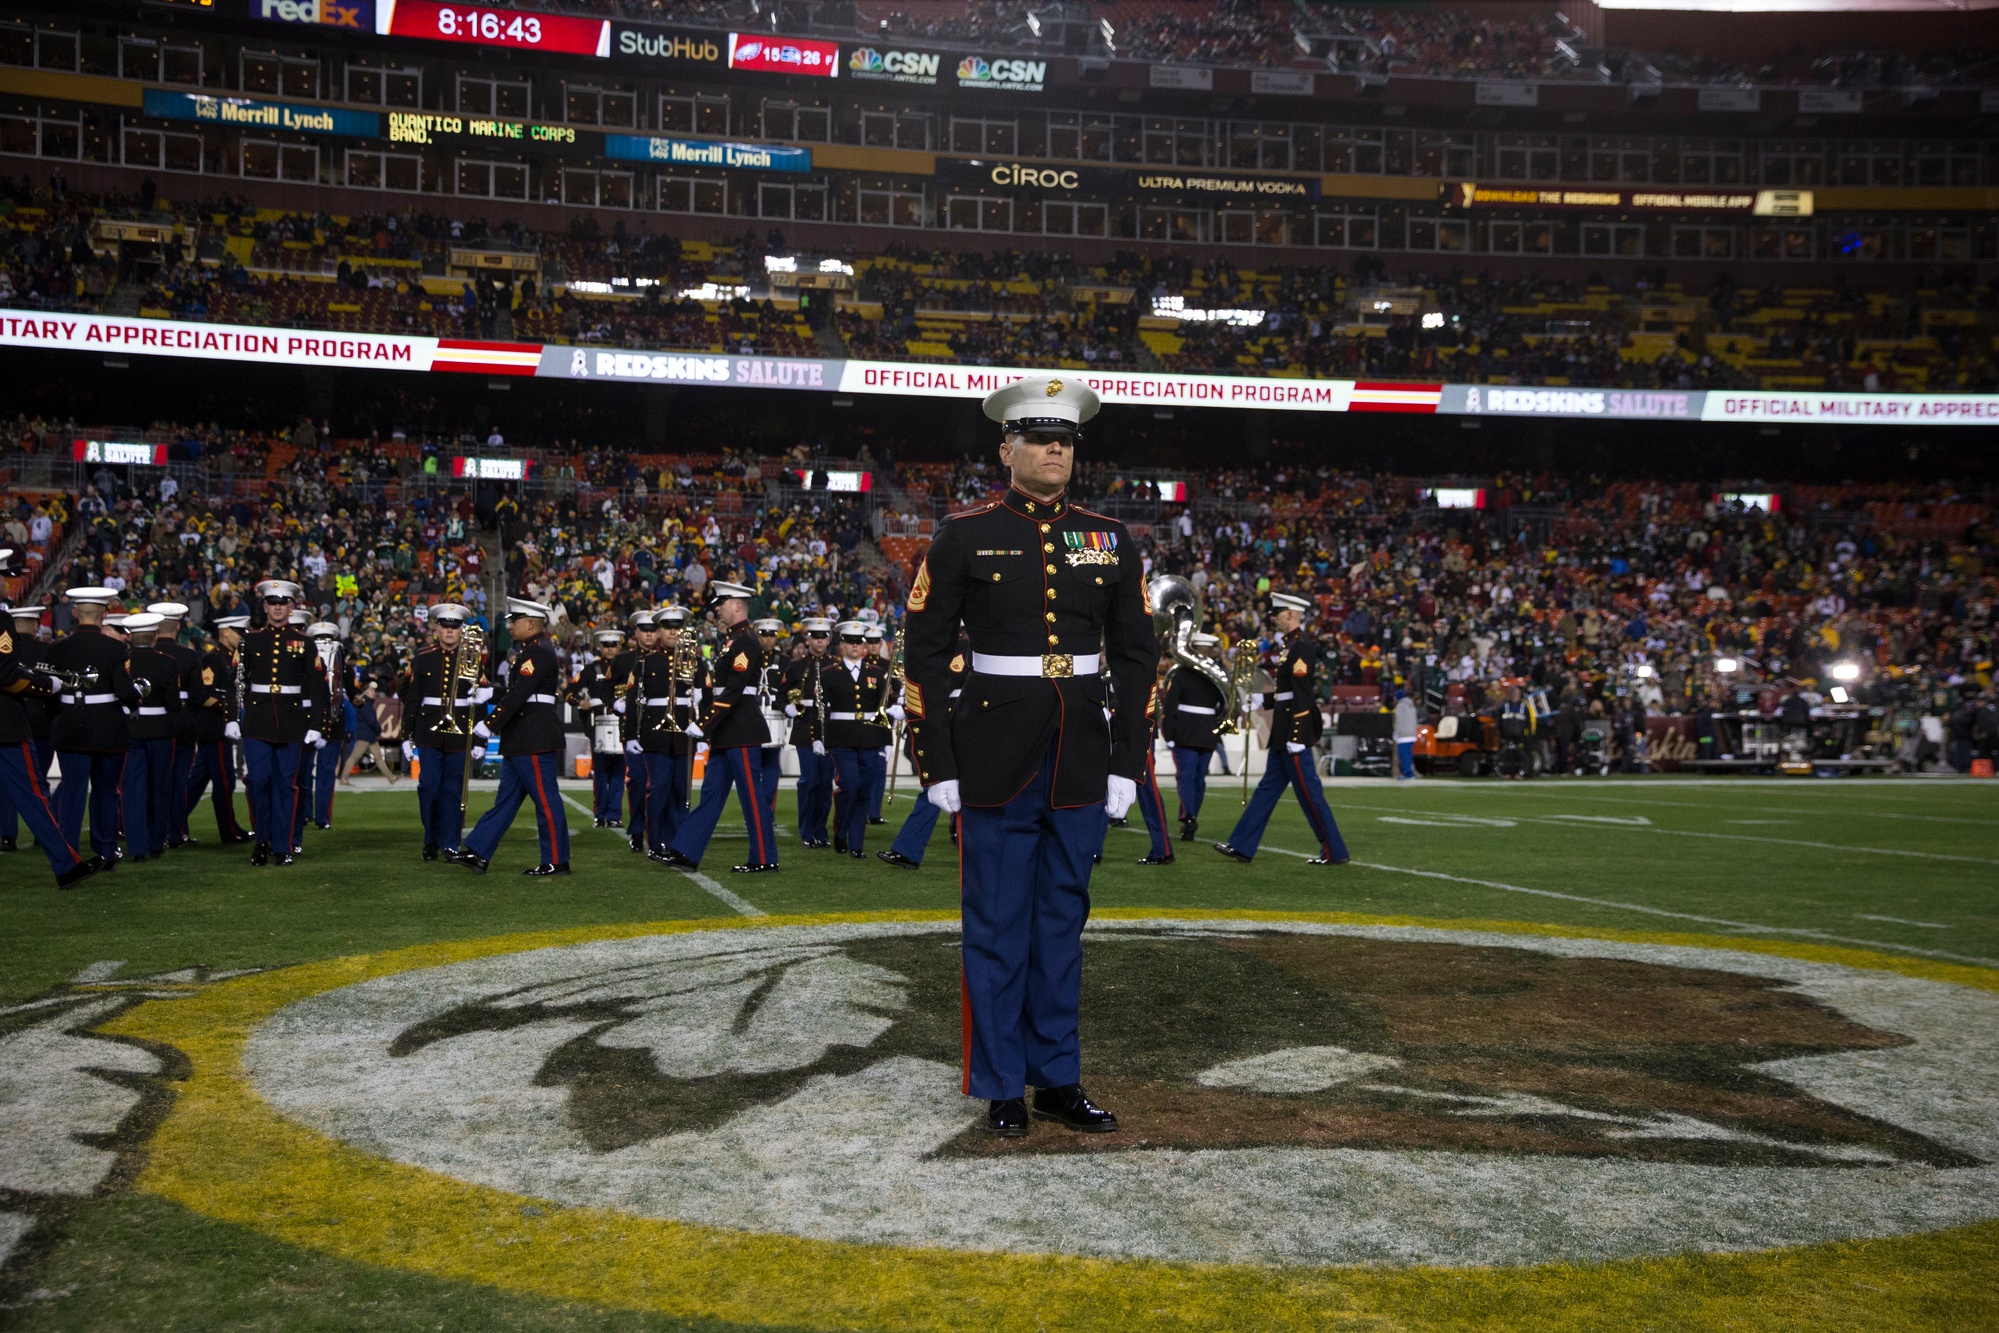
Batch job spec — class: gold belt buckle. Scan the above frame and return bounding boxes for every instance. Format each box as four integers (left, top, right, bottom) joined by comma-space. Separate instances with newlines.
1041, 653, 1074, 678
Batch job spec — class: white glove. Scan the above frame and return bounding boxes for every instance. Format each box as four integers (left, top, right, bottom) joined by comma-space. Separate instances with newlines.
401, 740, 414, 760
625, 739, 643, 755
684, 722, 703, 740
927, 778, 961, 814
474, 686, 493, 703
44, 672, 65, 693
812, 740, 825, 756
472, 721, 490, 739
1105, 775, 1138, 820
305, 729, 324, 748
1250, 693, 1266, 711
470, 745, 486, 761
224, 721, 241, 740
784, 703, 798, 717
1286, 741, 1307, 753
887, 704, 905, 720
613, 699, 626, 714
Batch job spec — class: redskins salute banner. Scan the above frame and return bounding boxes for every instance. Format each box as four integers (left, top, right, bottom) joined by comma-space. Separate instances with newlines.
5, 309, 1997, 425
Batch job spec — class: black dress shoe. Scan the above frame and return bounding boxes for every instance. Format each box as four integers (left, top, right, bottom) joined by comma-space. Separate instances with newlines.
1307, 855, 1351, 866
165, 838, 185, 850
848, 848, 865, 858
876, 849, 920, 870
628, 833, 644, 853
730, 861, 779, 874
1110, 816, 1128, 829
1031, 1084, 1118, 1133
250, 842, 270, 866
422, 843, 439, 862
832, 836, 847, 854
867, 818, 886, 826
984, 1097, 1029, 1138
655, 849, 699, 870
522, 862, 571, 876
1212, 842, 1253, 863
1179, 818, 1197, 843
225, 832, 254, 844
1137, 853, 1175, 866
274, 851, 295, 866
100, 854, 119, 873
803, 839, 832, 849
0, 836, 16, 852
56, 856, 104, 890
1091, 854, 1102, 865
126, 854, 148, 864
458, 852, 490, 874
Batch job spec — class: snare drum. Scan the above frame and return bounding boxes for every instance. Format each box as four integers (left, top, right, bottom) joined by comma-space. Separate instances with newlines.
592, 714, 625, 755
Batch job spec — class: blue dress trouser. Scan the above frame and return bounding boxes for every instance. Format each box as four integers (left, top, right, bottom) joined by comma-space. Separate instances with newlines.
56, 750, 126, 861
168, 738, 195, 841
1396, 740, 1416, 779
290, 746, 315, 851
1224, 746, 1350, 861
958, 742, 1097, 1102
868, 751, 886, 821
0, 736, 53, 841
312, 739, 342, 824
184, 739, 247, 840
759, 745, 782, 834
832, 747, 885, 850
1, 740, 81, 876
414, 745, 467, 851
1172, 745, 1211, 821
794, 747, 833, 842
889, 793, 941, 864
1134, 749, 1172, 859
242, 738, 303, 851
625, 753, 650, 841
642, 750, 692, 851
130, 736, 176, 857
592, 752, 624, 823
668, 746, 775, 868
463, 751, 569, 865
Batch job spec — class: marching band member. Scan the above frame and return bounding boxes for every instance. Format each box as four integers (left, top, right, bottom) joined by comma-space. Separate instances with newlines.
235, 579, 329, 868
121, 612, 183, 862
401, 603, 484, 861
1214, 592, 1350, 866
298, 622, 346, 841
625, 614, 694, 858
864, 623, 891, 826
782, 616, 834, 847
1127, 669, 1176, 867
1161, 630, 1226, 843
903, 377, 1155, 1137
0, 601, 55, 855
650, 603, 700, 838
877, 633, 967, 870
456, 598, 569, 876
0, 601, 100, 889
46, 587, 144, 867
574, 627, 626, 827
184, 614, 252, 844
615, 610, 658, 852
656, 581, 777, 874
145, 601, 202, 849
823, 620, 894, 858
753, 617, 788, 833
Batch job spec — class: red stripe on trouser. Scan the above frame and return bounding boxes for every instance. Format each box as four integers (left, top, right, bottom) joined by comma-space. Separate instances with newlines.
285, 749, 301, 845
1290, 752, 1333, 854
958, 816, 971, 1095
737, 750, 767, 864
218, 744, 246, 835
24, 742, 82, 862
528, 755, 563, 863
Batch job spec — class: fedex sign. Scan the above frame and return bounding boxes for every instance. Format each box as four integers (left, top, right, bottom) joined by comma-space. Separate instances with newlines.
256, 0, 375, 28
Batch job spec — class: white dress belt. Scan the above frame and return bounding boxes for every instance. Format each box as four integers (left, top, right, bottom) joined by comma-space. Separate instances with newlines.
741, 685, 759, 695
971, 652, 1101, 677
827, 711, 870, 721
65, 692, 120, 705
420, 696, 444, 706
250, 684, 303, 695
643, 697, 677, 706
137, 706, 168, 715
527, 693, 558, 704
1273, 691, 1295, 701
1177, 704, 1217, 715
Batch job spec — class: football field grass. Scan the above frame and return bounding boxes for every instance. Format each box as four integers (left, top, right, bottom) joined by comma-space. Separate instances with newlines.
4, 775, 1997, 1331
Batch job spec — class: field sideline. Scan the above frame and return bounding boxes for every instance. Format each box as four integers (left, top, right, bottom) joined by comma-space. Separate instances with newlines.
3, 777, 1996, 1331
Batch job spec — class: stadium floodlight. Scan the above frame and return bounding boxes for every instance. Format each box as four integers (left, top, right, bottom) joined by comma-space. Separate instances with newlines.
1828, 686, 1851, 704
1714, 657, 1739, 674
1830, 661, 1862, 682
818, 258, 854, 275
764, 255, 797, 273
1632, 663, 1655, 679
1027, 12, 1041, 36
1421, 311, 1446, 329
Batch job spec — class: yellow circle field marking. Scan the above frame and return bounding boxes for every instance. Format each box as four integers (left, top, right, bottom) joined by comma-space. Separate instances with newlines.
105, 909, 1999, 1332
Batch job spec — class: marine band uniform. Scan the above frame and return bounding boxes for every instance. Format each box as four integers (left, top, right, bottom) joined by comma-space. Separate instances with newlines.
1161, 631, 1227, 843
184, 614, 252, 844
145, 601, 202, 848
625, 614, 698, 858
574, 626, 626, 827
0, 591, 100, 889
457, 598, 570, 876
122, 612, 183, 862
823, 620, 896, 857
903, 377, 1156, 1137
45, 587, 145, 865
656, 581, 778, 874
234, 580, 331, 867
781, 616, 834, 847
0, 597, 56, 856
401, 602, 486, 861
753, 617, 789, 836
878, 634, 968, 870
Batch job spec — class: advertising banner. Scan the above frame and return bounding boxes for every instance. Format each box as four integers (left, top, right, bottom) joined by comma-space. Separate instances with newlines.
1150, 65, 1214, 91
607, 25, 726, 67
938, 157, 1318, 202
142, 89, 381, 138
1251, 70, 1316, 96
252, 0, 375, 31
1699, 392, 1999, 425
846, 46, 944, 85
0, 310, 439, 370
602, 136, 811, 171
377, 0, 611, 56
1443, 386, 1702, 419
387, 111, 583, 147
1697, 87, 1760, 113
954, 55, 1047, 93
1475, 82, 1539, 107
1446, 182, 1803, 213
540, 347, 833, 389
727, 33, 840, 77
1797, 88, 1863, 114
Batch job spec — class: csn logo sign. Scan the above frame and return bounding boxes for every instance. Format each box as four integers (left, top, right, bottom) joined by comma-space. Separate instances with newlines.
956, 55, 1047, 93
256, 0, 374, 28
848, 47, 941, 85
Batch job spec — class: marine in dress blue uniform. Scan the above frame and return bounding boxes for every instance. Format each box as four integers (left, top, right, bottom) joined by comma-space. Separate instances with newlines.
234, 581, 330, 867
612, 610, 660, 852
121, 613, 183, 861
1161, 632, 1226, 842
45, 588, 145, 865
823, 620, 895, 857
0, 600, 56, 855
399, 602, 485, 860
624, 614, 698, 858
1215, 593, 1350, 866
573, 627, 626, 826
0, 594, 100, 889
458, 598, 570, 876
877, 635, 968, 870
292, 620, 345, 848
781, 617, 834, 847
904, 377, 1157, 1137
752, 618, 788, 834
863, 624, 891, 825
183, 614, 252, 843
657, 581, 778, 874
145, 601, 202, 848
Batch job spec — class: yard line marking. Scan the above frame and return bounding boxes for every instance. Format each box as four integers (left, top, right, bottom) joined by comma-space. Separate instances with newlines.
559, 794, 763, 917
70, 961, 124, 983
1726, 819, 1795, 824
1857, 914, 1953, 929
1462, 786, 1999, 828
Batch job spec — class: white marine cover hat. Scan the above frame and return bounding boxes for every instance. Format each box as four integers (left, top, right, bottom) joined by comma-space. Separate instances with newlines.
66, 586, 117, 605
213, 614, 252, 630
803, 617, 832, 633
982, 375, 1101, 434
594, 628, 627, 644
751, 617, 782, 633
628, 609, 657, 628
122, 612, 164, 634
1190, 631, 1221, 647
306, 621, 341, 639
1269, 592, 1313, 615
654, 604, 688, 623
429, 602, 471, 625
287, 608, 311, 626
506, 597, 552, 622
708, 580, 757, 601
836, 620, 868, 642
146, 601, 190, 618
255, 579, 302, 600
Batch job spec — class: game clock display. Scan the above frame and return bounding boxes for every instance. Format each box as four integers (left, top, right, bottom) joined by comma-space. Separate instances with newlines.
380, 0, 611, 55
